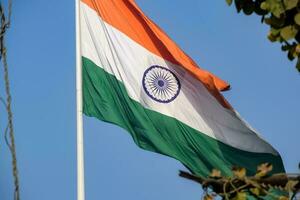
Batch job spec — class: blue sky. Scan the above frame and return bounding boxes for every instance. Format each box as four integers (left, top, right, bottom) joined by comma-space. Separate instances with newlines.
0, 0, 299, 199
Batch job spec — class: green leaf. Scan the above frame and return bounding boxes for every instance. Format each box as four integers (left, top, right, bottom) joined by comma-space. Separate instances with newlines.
268, 33, 278, 42
270, 28, 281, 36
280, 26, 299, 41
296, 58, 300, 72
261, 2, 270, 10
262, 0, 285, 18
235, 0, 245, 12
243, 0, 255, 15
281, 44, 291, 51
226, 0, 233, 6
271, 4, 285, 18
296, 44, 300, 54
296, 32, 300, 42
210, 169, 221, 178
233, 192, 247, 200
284, 0, 298, 10
256, 163, 273, 177
254, 1, 269, 15
278, 196, 289, 200
250, 188, 260, 196
295, 13, 300, 26
285, 180, 299, 192
288, 50, 296, 61
232, 166, 246, 178
204, 194, 214, 200
268, 28, 281, 42
264, 16, 285, 28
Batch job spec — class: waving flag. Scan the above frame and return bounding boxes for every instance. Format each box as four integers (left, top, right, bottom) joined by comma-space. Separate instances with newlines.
79, 0, 284, 176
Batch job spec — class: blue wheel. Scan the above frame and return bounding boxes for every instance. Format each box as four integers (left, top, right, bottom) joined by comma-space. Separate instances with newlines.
142, 65, 181, 103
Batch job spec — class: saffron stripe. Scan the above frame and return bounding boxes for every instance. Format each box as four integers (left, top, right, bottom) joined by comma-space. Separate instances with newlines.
80, 3, 278, 154
80, 0, 231, 109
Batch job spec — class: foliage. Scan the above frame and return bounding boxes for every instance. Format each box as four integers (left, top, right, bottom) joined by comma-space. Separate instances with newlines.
179, 163, 300, 200
225, 0, 300, 72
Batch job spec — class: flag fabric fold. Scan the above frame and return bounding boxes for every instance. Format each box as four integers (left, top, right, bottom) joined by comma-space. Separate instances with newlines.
80, 0, 284, 176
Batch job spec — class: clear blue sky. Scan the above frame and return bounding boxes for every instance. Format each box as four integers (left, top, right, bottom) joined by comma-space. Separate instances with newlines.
0, 0, 299, 199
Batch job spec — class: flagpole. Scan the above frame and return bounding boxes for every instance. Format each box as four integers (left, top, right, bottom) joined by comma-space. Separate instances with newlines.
75, 0, 85, 200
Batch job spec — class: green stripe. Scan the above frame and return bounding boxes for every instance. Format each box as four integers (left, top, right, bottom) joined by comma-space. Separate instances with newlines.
82, 57, 285, 177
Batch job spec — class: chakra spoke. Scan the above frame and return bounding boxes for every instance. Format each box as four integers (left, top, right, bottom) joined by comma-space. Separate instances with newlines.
143, 65, 181, 103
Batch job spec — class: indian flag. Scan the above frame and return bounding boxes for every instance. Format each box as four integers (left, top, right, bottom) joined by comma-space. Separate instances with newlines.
79, 0, 284, 176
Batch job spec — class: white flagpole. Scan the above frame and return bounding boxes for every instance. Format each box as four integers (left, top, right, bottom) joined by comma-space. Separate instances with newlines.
75, 0, 85, 200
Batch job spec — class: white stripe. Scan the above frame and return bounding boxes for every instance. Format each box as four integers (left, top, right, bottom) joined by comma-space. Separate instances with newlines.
80, 2, 277, 155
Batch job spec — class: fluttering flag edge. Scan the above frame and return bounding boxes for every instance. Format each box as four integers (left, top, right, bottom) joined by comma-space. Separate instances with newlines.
82, 57, 285, 177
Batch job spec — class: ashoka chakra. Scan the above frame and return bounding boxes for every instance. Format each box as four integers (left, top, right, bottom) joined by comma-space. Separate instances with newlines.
142, 65, 181, 103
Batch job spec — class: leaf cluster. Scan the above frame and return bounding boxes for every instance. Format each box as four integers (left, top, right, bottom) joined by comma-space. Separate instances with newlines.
179, 163, 300, 200
226, 0, 300, 71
